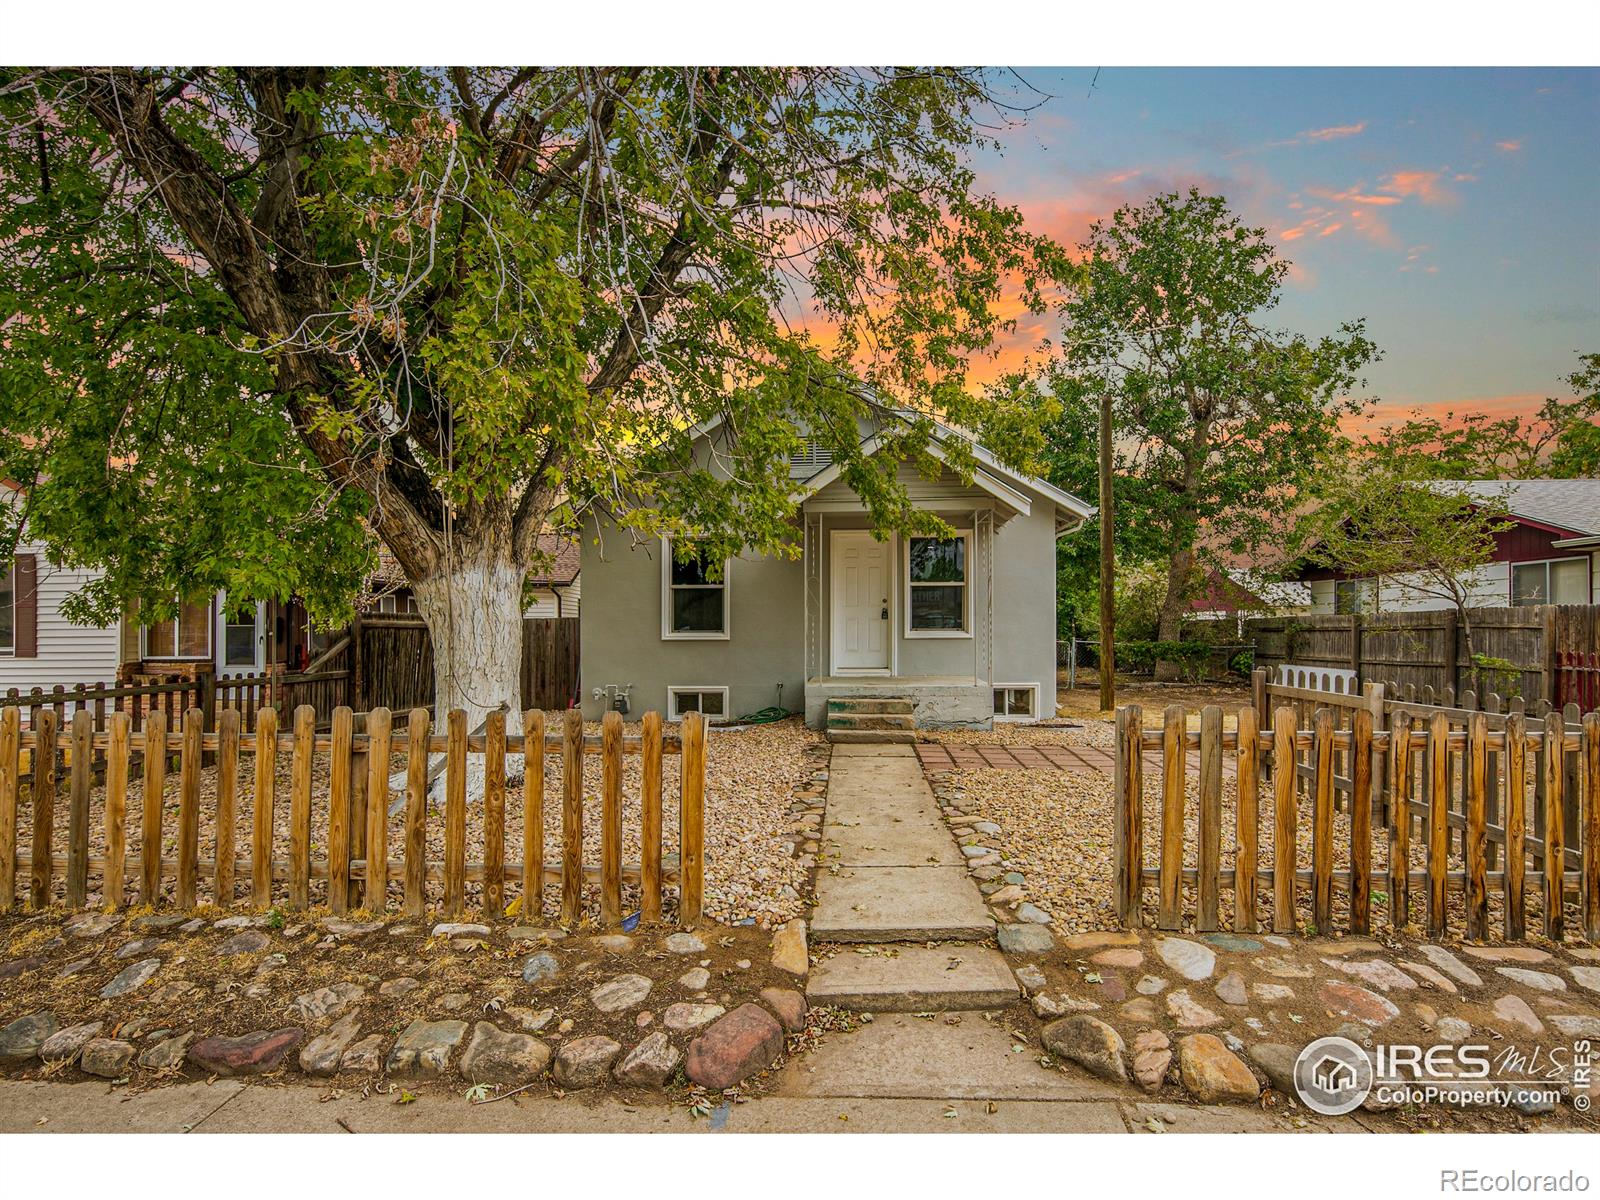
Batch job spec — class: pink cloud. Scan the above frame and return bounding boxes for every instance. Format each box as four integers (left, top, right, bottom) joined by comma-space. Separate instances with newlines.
1496, 139, 1522, 152
1382, 169, 1453, 205
1318, 222, 1343, 237
1300, 121, 1367, 141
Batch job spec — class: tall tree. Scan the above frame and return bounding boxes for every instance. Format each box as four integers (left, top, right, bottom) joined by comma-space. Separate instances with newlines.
1047, 189, 1379, 677
0, 68, 1066, 722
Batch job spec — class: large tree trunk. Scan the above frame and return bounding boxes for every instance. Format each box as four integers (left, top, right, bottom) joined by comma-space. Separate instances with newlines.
1154, 547, 1194, 682
412, 549, 526, 729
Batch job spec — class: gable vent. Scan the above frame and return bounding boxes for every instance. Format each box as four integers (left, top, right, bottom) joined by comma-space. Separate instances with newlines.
789, 438, 834, 479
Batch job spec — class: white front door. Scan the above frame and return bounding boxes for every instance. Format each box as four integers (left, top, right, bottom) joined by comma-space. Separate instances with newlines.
831, 531, 890, 672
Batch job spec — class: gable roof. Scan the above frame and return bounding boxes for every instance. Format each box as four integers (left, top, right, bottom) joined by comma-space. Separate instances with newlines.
1429, 479, 1600, 538
692, 408, 1096, 534
527, 535, 581, 587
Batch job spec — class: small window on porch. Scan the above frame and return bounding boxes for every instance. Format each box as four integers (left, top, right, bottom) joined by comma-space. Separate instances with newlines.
662, 539, 730, 639
144, 597, 212, 659
668, 686, 728, 723
993, 684, 1037, 721
906, 533, 970, 636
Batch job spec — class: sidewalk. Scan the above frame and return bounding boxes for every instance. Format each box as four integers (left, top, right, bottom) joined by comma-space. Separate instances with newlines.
0, 1075, 1362, 1133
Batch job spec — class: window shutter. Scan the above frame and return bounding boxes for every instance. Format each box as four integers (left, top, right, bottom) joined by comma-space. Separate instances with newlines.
13, 552, 38, 657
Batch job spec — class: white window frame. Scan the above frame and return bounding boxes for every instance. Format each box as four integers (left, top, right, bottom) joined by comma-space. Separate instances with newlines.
218, 596, 264, 670
142, 596, 214, 660
993, 683, 1039, 723
661, 537, 731, 641
904, 530, 972, 639
667, 685, 730, 724
0, 562, 13, 656
1510, 557, 1590, 607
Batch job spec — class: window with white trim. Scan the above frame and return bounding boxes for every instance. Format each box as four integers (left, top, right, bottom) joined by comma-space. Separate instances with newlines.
144, 597, 212, 659
668, 686, 728, 723
662, 539, 729, 639
0, 564, 13, 654
993, 684, 1037, 721
1511, 558, 1588, 607
221, 599, 260, 668
905, 532, 970, 635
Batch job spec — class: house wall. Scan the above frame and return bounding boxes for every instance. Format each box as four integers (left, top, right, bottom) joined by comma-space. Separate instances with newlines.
1305, 554, 1600, 614
577, 518, 806, 722
523, 582, 581, 620
0, 540, 122, 696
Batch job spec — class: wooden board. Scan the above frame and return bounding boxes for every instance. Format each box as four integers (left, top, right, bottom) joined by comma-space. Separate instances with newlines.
1465, 713, 1489, 940
640, 710, 663, 924
679, 710, 706, 927
30, 708, 56, 909
1272, 709, 1297, 934
104, 712, 129, 909
365, 707, 393, 908
1544, 718, 1565, 940
404, 708, 430, 918
0, 708, 17, 911
444, 708, 467, 917
1158, 705, 1186, 931
215, 708, 240, 907
1428, 712, 1450, 937
1234, 705, 1259, 933
601, 710, 623, 926
289, 705, 315, 910
1312, 708, 1335, 932
65, 710, 91, 908
1349, 707, 1373, 935
483, 709, 506, 918
522, 710, 545, 919
561, 708, 584, 925
251, 707, 278, 907
140, 709, 166, 904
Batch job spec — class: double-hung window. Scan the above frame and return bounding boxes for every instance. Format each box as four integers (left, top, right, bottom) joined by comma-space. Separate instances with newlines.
144, 597, 212, 659
662, 539, 730, 639
906, 532, 970, 636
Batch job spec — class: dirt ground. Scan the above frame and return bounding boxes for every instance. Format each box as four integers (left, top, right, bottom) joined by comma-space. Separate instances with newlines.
1055, 673, 1254, 726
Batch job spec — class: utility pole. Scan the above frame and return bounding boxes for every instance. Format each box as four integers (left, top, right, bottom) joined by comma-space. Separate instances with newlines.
1098, 389, 1116, 714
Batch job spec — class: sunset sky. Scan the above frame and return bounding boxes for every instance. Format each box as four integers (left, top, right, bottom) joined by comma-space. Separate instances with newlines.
974, 67, 1599, 429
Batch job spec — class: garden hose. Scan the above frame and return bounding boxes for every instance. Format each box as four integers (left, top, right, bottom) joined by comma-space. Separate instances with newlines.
727, 705, 795, 727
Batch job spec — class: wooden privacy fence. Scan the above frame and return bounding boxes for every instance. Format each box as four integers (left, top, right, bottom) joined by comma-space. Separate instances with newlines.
0, 705, 706, 929
1111, 702, 1600, 943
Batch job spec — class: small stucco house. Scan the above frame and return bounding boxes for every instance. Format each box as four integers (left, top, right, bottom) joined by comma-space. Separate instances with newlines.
578, 412, 1094, 732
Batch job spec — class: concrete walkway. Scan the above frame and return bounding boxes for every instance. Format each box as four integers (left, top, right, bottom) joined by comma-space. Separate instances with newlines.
805, 744, 1019, 1011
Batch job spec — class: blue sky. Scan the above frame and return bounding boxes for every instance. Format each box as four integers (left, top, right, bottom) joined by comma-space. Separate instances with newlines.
973, 67, 1600, 426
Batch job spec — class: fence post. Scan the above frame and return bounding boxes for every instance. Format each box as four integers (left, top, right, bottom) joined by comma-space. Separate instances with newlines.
1427, 712, 1450, 937
66, 709, 92, 908
1251, 668, 1268, 725
351, 612, 366, 713
176, 708, 202, 909
289, 704, 315, 910
1504, 714, 1528, 940
680, 709, 707, 928
484, 709, 506, 918
1234, 705, 1259, 933
444, 708, 467, 917
1197, 706, 1223, 933
30, 708, 57, 910
561, 707, 584, 926
1113, 705, 1144, 926
1272, 707, 1297, 934
1544, 716, 1565, 941
216, 709, 240, 908
140, 709, 166, 905
404, 708, 430, 918
0, 708, 14, 913
1466, 713, 1489, 940
1389, 711, 1414, 932
601, 709, 623, 926
1350, 706, 1373, 936
1582, 712, 1599, 943
105, 712, 130, 909
641, 710, 664, 925
328, 706, 353, 916
1158, 705, 1186, 931
522, 710, 546, 920
1311, 708, 1335, 932
252, 707, 278, 908
365, 707, 393, 913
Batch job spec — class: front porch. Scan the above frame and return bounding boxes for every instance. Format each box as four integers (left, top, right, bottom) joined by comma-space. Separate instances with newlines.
802, 674, 993, 731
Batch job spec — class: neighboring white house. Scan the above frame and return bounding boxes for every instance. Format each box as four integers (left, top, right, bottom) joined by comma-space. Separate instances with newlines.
1292, 479, 1600, 614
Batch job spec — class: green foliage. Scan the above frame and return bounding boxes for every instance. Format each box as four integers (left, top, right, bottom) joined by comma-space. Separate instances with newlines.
1118, 639, 1210, 679
1043, 189, 1379, 643
0, 67, 1069, 623
1366, 352, 1599, 480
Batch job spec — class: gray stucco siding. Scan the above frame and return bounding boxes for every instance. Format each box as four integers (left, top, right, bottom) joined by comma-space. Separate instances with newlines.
578, 517, 805, 722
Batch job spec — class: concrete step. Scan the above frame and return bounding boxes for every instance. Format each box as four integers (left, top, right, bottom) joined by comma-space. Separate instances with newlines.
825, 729, 917, 745
825, 712, 915, 732
806, 944, 1020, 1012
809, 865, 994, 942
827, 697, 915, 716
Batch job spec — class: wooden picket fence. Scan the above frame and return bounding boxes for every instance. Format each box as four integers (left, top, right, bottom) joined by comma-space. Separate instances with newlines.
1111, 702, 1600, 943
0, 706, 706, 928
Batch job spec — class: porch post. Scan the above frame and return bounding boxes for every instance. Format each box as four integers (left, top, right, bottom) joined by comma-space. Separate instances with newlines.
976, 508, 994, 689
804, 512, 822, 681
